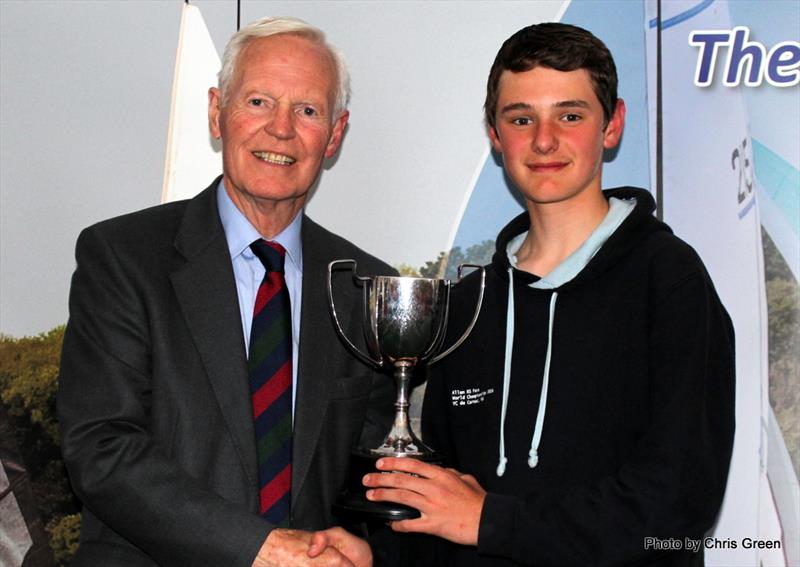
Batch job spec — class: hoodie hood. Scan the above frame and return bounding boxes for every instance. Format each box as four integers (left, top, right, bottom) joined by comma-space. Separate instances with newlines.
491, 187, 670, 290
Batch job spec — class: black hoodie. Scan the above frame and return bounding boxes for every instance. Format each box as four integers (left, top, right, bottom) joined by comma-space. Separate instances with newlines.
421, 187, 736, 566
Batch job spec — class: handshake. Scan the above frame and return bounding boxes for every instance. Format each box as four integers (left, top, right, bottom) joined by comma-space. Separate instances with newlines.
252, 526, 372, 567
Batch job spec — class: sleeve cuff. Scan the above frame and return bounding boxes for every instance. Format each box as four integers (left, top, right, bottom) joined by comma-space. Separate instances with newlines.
477, 492, 519, 558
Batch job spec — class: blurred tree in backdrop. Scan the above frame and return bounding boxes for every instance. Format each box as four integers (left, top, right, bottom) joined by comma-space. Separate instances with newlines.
419, 239, 495, 280
0, 327, 80, 566
762, 229, 799, 475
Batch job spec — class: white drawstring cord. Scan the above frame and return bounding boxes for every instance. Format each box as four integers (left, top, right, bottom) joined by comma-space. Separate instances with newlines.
496, 268, 515, 477
528, 291, 557, 468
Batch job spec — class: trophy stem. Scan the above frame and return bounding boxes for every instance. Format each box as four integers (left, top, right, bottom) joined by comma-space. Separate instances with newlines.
371, 361, 433, 457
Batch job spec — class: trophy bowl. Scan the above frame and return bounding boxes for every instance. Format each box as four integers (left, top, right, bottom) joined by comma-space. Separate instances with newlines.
327, 260, 485, 521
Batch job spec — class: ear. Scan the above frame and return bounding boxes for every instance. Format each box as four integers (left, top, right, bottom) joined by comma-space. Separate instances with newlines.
603, 99, 626, 150
488, 124, 503, 153
208, 87, 223, 139
324, 111, 350, 158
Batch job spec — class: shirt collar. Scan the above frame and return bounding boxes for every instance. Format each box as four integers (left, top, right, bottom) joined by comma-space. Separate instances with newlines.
216, 179, 303, 272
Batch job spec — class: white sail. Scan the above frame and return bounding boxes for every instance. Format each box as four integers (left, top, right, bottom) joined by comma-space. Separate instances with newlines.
161, 3, 222, 203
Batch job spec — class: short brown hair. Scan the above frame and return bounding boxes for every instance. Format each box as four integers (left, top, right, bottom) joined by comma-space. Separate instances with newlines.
484, 23, 618, 128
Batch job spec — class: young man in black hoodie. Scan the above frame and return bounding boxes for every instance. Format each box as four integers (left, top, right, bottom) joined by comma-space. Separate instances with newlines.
361, 22, 736, 566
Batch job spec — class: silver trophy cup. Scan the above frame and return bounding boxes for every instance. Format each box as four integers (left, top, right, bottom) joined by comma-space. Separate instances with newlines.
327, 259, 485, 520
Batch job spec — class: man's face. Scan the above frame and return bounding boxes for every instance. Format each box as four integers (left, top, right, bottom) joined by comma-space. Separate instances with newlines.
488, 66, 624, 207
208, 34, 348, 211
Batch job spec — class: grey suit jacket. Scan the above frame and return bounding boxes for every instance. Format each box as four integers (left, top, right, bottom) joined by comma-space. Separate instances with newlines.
58, 181, 395, 566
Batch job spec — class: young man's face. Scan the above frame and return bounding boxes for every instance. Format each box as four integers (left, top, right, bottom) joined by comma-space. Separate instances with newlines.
489, 65, 624, 207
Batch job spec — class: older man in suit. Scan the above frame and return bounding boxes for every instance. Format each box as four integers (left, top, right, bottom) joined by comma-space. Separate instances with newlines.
58, 16, 394, 567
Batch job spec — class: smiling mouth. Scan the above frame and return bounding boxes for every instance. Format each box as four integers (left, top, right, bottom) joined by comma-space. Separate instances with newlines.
529, 162, 568, 172
252, 151, 296, 166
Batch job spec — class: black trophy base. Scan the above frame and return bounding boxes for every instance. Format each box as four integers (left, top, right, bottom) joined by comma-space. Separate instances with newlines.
332, 449, 443, 522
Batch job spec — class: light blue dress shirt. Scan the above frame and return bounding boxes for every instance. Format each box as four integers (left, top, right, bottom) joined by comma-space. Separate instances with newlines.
216, 180, 302, 414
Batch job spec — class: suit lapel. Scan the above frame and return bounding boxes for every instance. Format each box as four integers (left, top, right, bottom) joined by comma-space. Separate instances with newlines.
292, 216, 348, 508
170, 182, 258, 493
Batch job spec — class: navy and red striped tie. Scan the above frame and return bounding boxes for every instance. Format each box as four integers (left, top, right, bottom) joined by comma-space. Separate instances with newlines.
248, 239, 292, 525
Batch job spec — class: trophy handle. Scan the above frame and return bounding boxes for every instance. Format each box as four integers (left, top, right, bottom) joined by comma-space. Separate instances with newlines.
429, 264, 486, 364
327, 259, 383, 368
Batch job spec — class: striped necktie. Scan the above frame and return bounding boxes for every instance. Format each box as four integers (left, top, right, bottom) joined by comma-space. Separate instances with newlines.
248, 239, 292, 525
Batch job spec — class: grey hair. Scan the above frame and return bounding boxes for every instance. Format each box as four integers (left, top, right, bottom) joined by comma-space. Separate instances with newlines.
218, 16, 351, 117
